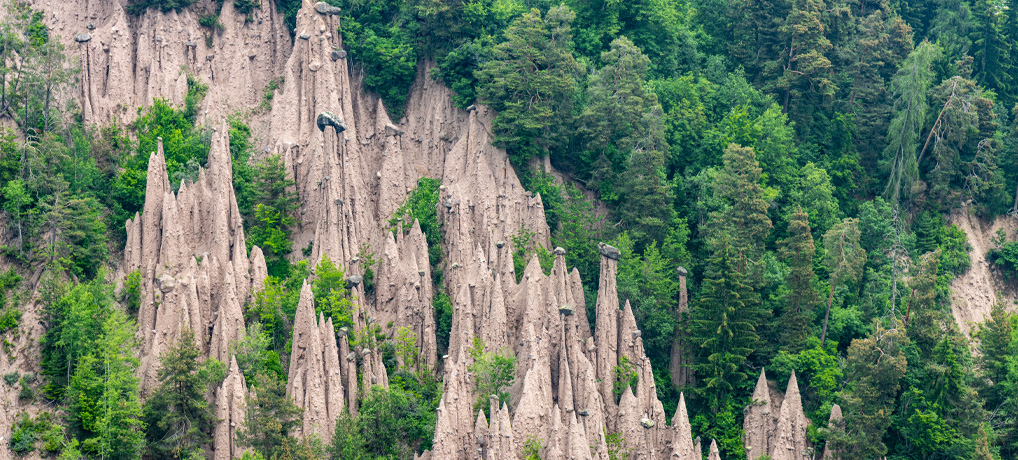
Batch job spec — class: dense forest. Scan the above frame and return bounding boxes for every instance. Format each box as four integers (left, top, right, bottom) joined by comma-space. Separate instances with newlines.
1, 0, 1018, 459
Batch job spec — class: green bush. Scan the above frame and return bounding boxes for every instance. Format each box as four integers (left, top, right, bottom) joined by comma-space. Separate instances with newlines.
125, 0, 197, 14
122, 270, 142, 314
4, 371, 19, 385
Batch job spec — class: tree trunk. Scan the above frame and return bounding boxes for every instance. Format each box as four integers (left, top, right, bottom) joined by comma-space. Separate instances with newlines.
821, 279, 835, 345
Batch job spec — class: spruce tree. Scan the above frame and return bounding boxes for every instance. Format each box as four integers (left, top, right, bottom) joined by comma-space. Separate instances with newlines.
239, 373, 302, 459
778, 206, 819, 352
689, 235, 761, 411
705, 143, 773, 282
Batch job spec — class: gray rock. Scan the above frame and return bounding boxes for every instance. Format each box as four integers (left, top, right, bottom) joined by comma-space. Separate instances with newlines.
597, 242, 621, 260
86, 23, 95, 30
314, 1, 342, 15
677, 266, 688, 277
316, 112, 347, 133
337, 327, 349, 337
578, 409, 589, 416
74, 33, 91, 43
298, 33, 311, 40
632, 330, 642, 339
558, 305, 574, 316
496, 240, 506, 249
554, 247, 566, 255
157, 274, 175, 293
385, 124, 403, 136
186, 41, 197, 47
331, 49, 347, 61
345, 275, 363, 286
641, 418, 655, 428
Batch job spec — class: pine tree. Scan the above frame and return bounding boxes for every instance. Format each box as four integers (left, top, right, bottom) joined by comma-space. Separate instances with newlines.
143, 330, 226, 460
67, 311, 145, 460
778, 206, 819, 352
975, 300, 1018, 456
971, 0, 1013, 101
475, 5, 581, 169
768, 0, 836, 120
579, 36, 667, 205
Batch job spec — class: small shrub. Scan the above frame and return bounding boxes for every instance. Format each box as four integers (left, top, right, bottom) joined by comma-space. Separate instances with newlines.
357, 243, 378, 295
4, 371, 19, 385
198, 14, 223, 31
468, 337, 517, 417
122, 270, 142, 314
523, 436, 542, 460
612, 356, 638, 400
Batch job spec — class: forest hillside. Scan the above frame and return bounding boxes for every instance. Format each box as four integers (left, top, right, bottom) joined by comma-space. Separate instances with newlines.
1, 0, 1018, 459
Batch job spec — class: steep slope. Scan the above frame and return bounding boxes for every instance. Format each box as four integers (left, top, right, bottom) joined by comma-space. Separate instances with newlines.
948, 207, 1018, 333
35, 0, 289, 128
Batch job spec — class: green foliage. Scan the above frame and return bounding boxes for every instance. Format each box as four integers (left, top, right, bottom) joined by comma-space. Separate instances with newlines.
232, 0, 260, 18
522, 436, 542, 460
612, 355, 639, 400
125, 0, 197, 14
312, 257, 356, 331
0, 268, 21, 334
510, 226, 554, 281
121, 270, 141, 315
9, 412, 65, 456
605, 431, 632, 460
468, 337, 517, 416
247, 152, 298, 278
357, 243, 378, 295
143, 330, 226, 460
340, 0, 419, 119
988, 236, 1018, 279
433, 292, 453, 354
330, 371, 441, 458
390, 177, 443, 272
614, 233, 682, 372
230, 322, 284, 384
238, 373, 302, 459
475, 6, 581, 169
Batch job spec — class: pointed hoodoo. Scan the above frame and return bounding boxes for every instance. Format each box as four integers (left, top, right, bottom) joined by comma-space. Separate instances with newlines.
214, 356, 248, 460
672, 392, 696, 460
594, 242, 621, 407
770, 371, 810, 460
708, 439, 721, 460
744, 368, 773, 460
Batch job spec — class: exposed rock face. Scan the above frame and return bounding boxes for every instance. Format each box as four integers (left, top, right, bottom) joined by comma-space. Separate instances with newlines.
770, 372, 810, 460
37, 0, 290, 127
743, 369, 810, 460
118, 124, 268, 394
430, 246, 690, 459
214, 357, 249, 460
284, 280, 387, 443
708, 439, 722, 460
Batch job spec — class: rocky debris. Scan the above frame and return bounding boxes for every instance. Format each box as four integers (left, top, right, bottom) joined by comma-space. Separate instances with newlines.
743, 369, 810, 460
74, 32, 91, 42
119, 126, 267, 394
822, 404, 843, 460
214, 357, 248, 460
